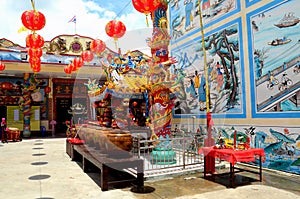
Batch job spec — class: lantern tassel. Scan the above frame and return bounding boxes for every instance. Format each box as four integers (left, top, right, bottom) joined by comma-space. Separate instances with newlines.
114, 38, 118, 50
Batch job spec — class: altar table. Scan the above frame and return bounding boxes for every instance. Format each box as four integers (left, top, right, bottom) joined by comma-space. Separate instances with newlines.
201, 147, 265, 187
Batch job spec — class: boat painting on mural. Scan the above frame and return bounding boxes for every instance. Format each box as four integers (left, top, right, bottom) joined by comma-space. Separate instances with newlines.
274, 12, 300, 28
267, 37, 291, 46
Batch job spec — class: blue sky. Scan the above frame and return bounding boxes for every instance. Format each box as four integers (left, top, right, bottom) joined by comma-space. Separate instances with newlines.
0, 0, 152, 54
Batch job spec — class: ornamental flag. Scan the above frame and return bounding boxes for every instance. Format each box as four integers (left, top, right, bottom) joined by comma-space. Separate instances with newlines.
68, 15, 76, 23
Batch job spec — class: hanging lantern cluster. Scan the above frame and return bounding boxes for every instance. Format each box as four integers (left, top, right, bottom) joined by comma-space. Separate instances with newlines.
21, 1, 46, 73
63, 39, 106, 75
90, 39, 106, 57
64, 57, 84, 75
105, 20, 126, 49
26, 33, 44, 72
132, 0, 161, 26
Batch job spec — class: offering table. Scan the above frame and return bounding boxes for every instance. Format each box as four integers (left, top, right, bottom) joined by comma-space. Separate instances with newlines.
201, 147, 265, 187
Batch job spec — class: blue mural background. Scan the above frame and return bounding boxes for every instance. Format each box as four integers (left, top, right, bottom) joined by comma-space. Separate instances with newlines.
169, 0, 240, 45
247, 0, 300, 116
170, 0, 300, 175
171, 19, 246, 118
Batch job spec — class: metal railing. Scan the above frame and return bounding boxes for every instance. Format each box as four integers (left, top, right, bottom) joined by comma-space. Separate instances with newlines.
132, 132, 205, 177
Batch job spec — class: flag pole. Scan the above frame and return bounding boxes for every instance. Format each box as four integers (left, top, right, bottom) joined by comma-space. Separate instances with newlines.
68, 15, 77, 35
198, 0, 215, 174
198, 1, 210, 113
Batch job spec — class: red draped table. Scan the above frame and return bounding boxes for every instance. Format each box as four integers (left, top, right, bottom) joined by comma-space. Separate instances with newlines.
201, 147, 265, 187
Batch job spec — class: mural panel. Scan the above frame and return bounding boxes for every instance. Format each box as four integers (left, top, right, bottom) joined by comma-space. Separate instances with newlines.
171, 19, 245, 117
169, 0, 239, 44
172, 122, 300, 174
248, 0, 300, 116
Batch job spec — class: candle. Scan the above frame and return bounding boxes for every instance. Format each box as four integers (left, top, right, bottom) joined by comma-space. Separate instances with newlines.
233, 130, 237, 149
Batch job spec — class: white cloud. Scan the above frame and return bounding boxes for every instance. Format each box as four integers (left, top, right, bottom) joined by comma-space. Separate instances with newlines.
0, 0, 152, 55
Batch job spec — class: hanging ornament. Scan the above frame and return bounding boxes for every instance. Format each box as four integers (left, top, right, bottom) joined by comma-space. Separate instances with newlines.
29, 57, 41, 73
21, 10, 46, 31
105, 20, 126, 49
29, 57, 41, 66
28, 47, 43, 58
31, 65, 41, 73
132, 0, 161, 26
0, 62, 5, 71
81, 50, 94, 63
21, 1, 45, 74
72, 57, 83, 69
69, 62, 77, 72
64, 65, 72, 74
90, 39, 106, 56
26, 33, 44, 48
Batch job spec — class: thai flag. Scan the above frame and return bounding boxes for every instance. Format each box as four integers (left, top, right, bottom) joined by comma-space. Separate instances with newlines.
202, 0, 210, 10
68, 15, 76, 23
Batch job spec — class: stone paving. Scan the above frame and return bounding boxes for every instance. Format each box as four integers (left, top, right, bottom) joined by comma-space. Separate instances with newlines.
0, 138, 299, 199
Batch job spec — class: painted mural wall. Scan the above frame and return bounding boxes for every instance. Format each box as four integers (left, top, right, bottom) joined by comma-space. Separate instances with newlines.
169, 0, 300, 175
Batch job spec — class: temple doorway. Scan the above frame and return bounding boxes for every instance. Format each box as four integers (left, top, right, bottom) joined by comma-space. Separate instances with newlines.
55, 98, 72, 134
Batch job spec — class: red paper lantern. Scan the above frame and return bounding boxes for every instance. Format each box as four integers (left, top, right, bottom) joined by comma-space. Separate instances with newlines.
32, 65, 41, 73
64, 65, 72, 74
26, 33, 44, 48
72, 57, 83, 68
21, 10, 46, 31
0, 62, 5, 71
28, 48, 43, 58
29, 57, 41, 66
69, 62, 77, 72
44, 86, 51, 94
132, 0, 161, 15
105, 20, 126, 40
81, 50, 94, 62
30, 62, 41, 73
90, 39, 106, 55
132, 0, 161, 26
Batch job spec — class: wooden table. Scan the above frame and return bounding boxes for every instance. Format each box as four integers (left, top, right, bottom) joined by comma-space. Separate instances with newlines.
201, 147, 265, 187
66, 140, 144, 191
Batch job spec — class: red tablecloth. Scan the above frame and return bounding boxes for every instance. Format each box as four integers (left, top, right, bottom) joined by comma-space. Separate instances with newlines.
201, 147, 265, 165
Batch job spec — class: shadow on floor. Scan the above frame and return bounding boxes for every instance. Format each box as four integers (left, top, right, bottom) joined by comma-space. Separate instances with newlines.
203, 172, 259, 188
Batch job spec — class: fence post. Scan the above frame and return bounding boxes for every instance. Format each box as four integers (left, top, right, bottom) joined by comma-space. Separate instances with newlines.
137, 133, 141, 159
182, 130, 186, 169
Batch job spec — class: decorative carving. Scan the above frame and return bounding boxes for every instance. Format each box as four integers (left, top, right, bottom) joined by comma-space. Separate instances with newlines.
44, 37, 68, 54
70, 41, 82, 53
85, 41, 91, 51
